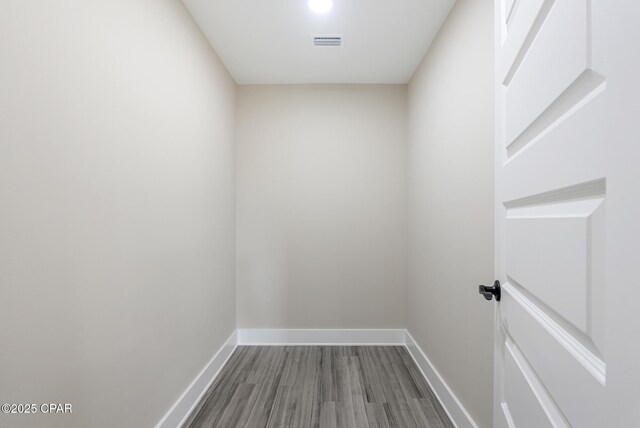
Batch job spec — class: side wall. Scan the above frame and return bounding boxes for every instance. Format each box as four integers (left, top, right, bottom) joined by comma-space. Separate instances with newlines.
407, 0, 495, 426
0, 1, 236, 427
236, 85, 407, 329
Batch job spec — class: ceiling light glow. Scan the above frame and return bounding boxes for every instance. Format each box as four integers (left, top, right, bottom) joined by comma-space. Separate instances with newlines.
308, 0, 333, 14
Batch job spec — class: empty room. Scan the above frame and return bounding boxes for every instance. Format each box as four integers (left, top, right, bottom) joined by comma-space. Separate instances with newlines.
1, 0, 639, 427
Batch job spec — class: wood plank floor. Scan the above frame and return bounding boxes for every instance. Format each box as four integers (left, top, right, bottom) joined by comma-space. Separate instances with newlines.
184, 346, 454, 428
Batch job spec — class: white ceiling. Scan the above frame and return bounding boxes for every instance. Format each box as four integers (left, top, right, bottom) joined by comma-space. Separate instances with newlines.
183, 0, 455, 84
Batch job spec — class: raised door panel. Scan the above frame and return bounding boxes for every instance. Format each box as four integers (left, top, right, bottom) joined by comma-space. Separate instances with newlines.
505, 195, 605, 346
502, 340, 556, 428
503, 1, 590, 153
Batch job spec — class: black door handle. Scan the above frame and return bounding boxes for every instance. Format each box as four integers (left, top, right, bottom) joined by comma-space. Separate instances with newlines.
479, 280, 501, 301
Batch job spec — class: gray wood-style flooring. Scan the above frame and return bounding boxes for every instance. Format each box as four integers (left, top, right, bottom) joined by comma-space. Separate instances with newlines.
184, 346, 454, 428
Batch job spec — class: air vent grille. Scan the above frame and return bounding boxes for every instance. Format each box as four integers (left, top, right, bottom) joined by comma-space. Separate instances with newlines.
313, 35, 343, 47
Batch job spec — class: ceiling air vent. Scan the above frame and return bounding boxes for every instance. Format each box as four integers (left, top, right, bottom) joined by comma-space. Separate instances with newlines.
313, 35, 343, 47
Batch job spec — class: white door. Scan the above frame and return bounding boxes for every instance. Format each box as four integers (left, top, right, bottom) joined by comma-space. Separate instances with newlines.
493, 0, 640, 427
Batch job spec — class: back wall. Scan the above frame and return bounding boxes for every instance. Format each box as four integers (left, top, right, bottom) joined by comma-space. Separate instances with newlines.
236, 85, 407, 329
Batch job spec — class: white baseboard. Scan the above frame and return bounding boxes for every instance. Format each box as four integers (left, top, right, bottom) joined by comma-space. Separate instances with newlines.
156, 329, 478, 428
237, 328, 406, 345
405, 331, 479, 428
155, 331, 238, 428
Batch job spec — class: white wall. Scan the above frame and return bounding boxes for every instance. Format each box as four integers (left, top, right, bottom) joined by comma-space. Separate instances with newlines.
407, 0, 495, 427
0, 1, 236, 427
236, 85, 407, 329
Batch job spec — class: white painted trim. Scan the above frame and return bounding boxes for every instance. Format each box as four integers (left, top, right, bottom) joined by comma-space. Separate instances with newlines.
155, 331, 238, 428
156, 329, 478, 428
405, 331, 479, 428
237, 328, 406, 345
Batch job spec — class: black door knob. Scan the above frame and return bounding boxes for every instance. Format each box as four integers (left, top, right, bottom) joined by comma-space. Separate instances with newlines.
479, 281, 501, 301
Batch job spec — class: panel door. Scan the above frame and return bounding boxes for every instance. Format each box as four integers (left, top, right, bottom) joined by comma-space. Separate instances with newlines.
494, 1, 640, 426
